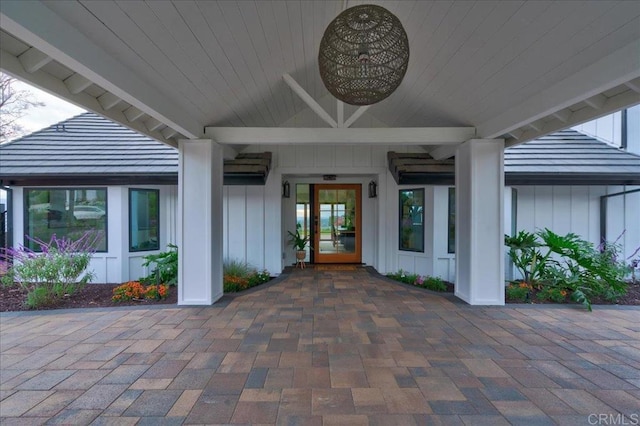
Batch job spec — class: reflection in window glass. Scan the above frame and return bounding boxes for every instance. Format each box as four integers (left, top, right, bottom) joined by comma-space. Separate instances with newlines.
399, 189, 424, 252
24, 188, 107, 252
129, 189, 159, 252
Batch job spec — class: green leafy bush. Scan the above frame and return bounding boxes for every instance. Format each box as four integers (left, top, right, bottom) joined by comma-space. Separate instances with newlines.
536, 285, 569, 303
140, 244, 178, 286
223, 259, 270, 293
505, 229, 631, 311
386, 270, 448, 292
506, 282, 531, 302
416, 275, 447, 292
1, 232, 101, 309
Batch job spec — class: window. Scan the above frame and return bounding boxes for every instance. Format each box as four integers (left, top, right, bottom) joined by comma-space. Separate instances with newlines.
448, 188, 455, 253
399, 189, 424, 252
24, 188, 107, 252
129, 189, 159, 252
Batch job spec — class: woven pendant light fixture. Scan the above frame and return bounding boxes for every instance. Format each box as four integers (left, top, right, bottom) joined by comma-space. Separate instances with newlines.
319, 4, 409, 106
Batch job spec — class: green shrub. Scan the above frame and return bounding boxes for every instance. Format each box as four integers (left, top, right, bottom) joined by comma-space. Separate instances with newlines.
386, 270, 448, 292
416, 275, 447, 292
386, 270, 417, 285
1, 232, 101, 309
140, 244, 178, 286
223, 259, 270, 293
506, 282, 531, 302
248, 270, 271, 287
506, 229, 630, 311
536, 286, 569, 303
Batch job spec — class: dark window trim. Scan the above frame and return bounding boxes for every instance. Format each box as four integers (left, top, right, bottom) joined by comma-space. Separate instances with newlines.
23, 187, 108, 253
399, 188, 425, 253
447, 187, 455, 254
128, 188, 160, 253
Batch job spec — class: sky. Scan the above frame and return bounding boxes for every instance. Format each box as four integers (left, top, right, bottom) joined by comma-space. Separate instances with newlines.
1, 79, 85, 205
12, 79, 86, 135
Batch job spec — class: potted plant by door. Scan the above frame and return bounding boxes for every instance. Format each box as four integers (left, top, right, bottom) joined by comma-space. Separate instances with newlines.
287, 224, 310, 267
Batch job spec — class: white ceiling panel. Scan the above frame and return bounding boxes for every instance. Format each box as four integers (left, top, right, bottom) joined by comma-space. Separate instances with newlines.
1, 0, 638, 147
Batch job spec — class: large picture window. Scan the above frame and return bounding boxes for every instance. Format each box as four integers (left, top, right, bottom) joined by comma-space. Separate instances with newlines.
129, 189, 159, 252
24, 188, 107, 252
399, 189, 424, 252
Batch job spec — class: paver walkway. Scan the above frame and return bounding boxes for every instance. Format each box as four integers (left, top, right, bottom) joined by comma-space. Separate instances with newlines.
1, 268, 639, 425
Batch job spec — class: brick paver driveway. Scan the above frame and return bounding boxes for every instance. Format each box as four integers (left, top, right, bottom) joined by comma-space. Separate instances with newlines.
1, 268, 639, 425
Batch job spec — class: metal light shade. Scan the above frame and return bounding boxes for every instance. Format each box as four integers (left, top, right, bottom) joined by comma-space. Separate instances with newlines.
319, 4, 409, 106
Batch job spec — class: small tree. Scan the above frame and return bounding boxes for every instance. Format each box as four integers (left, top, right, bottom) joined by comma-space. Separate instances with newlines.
0, 74, 44, 143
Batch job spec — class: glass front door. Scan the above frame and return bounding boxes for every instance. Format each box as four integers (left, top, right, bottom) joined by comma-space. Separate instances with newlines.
313, 184, 361, 263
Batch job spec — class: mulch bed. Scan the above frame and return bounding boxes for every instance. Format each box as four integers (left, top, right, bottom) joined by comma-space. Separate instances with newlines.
1, 279, 638, 312
384, 275, 640, 307
505, 281, 640, 306
0, 283, 178, 312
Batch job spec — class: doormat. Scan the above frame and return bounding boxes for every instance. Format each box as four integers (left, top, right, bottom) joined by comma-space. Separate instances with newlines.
314, 264, 361, 271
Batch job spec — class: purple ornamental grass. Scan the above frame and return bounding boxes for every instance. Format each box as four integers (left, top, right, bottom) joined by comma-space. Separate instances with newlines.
1, 230, 103, 263
1, 231, 104, 308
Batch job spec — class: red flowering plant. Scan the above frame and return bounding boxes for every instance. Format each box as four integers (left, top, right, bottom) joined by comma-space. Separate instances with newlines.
144, 284, 169, 300
112, 281, 146, 302
112, 281, 169, 302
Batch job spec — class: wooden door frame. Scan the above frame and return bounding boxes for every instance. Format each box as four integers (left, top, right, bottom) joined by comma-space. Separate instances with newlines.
313, 184, 362, 264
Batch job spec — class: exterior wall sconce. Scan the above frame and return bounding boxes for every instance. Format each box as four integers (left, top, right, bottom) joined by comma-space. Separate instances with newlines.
282, 181, 290, 198
368, 180, 377, 198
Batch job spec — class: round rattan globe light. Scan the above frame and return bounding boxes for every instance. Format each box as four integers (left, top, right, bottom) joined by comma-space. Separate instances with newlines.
319, 4, 409, 106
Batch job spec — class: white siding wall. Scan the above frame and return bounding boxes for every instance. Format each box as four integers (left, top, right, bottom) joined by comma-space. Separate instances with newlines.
574, 112, 622, 146
11, 185, 178, 284
393, 184, 640, 283
510, 185, 640, 278
628, 105, 640, 156
515, 186, 601, 244
223, 185, 266, 269
573, 105, 640, 155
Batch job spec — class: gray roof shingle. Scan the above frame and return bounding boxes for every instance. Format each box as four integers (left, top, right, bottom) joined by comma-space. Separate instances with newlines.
1, 113, 638, 186
504, 129, 640, 185
0, 113, 177, 181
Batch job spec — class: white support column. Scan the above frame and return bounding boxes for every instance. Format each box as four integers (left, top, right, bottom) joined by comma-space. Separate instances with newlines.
455, 139, 505, 305
178, 139, 224, 305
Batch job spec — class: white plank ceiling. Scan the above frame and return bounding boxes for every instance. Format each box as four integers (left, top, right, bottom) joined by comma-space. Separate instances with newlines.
1, 0, 639, 148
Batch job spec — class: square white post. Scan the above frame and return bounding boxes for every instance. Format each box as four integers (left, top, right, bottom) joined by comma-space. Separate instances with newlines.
455, 139, 505, 305
177, 140, 224, 305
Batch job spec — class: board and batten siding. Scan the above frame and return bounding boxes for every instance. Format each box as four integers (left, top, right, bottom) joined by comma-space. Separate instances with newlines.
11, 185, 178, 284
572, 105, 640, 156
383, 184, 639, 283
223, 186, 267, 270
510, 185, 640, 280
